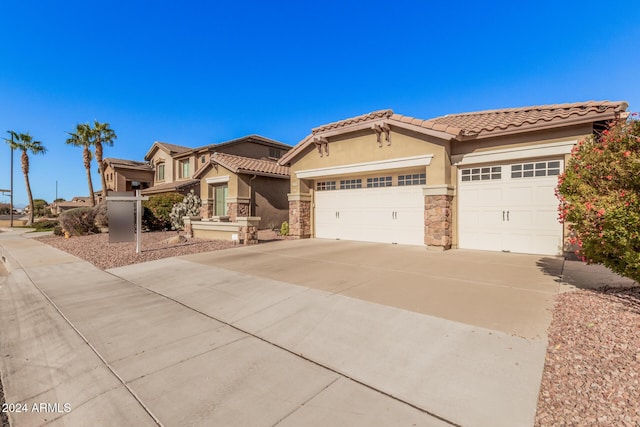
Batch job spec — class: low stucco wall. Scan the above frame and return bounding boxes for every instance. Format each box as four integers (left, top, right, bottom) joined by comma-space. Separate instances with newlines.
185, 217, 261, 245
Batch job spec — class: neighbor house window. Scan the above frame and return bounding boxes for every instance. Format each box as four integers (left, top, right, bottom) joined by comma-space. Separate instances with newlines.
269, 148, 282, 158
157, 164, 165, 181
398, 173, 426, 186
316, 181, 336, 191
340, 179, 362, 189
215, 185, 228, 216
201, 155, 206, 164
179, 160, 190, 178
367, 176, 392, 188
461, 167, 501, 182
511, 161, 561, 179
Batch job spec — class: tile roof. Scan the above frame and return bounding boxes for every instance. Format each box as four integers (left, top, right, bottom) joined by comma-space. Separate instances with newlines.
279, 100, 628, 165
141, 179, 199, 195
211, 152, 290, 177
414, 101, 628, 139
193, 134, 291, 152
155, 142, 191, 154
104, 157, 153, 170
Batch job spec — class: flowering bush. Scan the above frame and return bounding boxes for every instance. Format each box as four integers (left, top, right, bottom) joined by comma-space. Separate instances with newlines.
169, 191, 202, 230
557, 114, 640, 282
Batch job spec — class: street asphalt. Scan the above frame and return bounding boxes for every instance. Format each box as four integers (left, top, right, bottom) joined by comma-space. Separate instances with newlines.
0, 228, 635, 426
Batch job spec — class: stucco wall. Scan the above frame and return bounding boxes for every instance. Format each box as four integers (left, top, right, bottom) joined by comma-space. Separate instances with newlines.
288, 128, 448, 194
252, 176, 290, 229
217, 142, 287, 159
148, 151, 174, 184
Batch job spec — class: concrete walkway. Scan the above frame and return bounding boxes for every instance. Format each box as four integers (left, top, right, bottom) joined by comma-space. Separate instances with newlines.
2, 231, 631, 426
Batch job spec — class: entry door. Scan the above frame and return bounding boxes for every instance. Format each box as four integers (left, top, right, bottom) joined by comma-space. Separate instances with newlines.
458, 160, 563, 255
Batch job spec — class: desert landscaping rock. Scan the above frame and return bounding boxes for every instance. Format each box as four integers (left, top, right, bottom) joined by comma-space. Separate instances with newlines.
36, 231, 239, 270
535, 286, 640, 426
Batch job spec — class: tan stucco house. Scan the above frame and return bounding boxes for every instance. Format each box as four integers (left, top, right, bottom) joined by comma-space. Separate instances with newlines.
279, 101, 628, 255
102, 158, 154, 194
143, 135, 291, 229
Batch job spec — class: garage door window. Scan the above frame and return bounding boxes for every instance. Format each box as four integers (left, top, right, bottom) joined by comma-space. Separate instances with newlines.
340, 179, 362, 189
511, 161, 561, 179
367, 176, 392, 188
461, 167, 502, 182
398, 173, 426, 186
317, 181, 336, 191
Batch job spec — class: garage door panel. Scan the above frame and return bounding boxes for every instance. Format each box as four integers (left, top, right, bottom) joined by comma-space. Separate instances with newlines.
459, 160, 563, 256
314, 186, 424, 246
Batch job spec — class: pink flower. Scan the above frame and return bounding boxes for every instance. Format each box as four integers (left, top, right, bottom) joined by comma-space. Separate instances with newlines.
623, 150, 631, 157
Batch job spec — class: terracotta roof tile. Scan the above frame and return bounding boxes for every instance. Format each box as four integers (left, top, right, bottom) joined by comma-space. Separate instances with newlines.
156, 142, 191, 154
312, 110, 394, 134
212, 152, 289, 177
418, 100, 628, 138
142, 179, 199, 195
104, 157, 153, 170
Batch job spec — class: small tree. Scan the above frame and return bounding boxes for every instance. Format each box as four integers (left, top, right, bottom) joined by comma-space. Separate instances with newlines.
557, 114, 640, 282
169, 191, 202, 230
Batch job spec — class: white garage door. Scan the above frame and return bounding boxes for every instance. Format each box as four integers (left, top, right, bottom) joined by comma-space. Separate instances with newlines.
458, 160, 563, 255
315, 186, 424, 246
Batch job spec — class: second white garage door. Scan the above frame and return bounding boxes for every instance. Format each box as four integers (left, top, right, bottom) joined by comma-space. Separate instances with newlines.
315, 186, 425, 246
458, 160, 563, 255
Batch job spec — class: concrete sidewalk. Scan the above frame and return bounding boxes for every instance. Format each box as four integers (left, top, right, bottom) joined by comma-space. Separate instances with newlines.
4, 231, 629, 426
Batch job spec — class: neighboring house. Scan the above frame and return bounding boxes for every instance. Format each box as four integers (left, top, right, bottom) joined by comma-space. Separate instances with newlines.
102, 158, 154, 194
193, 152, 290, 229
142, 135, 291, 228
50, 196, 94, 214
279, 101, 628, 256
141, 141, 198, 196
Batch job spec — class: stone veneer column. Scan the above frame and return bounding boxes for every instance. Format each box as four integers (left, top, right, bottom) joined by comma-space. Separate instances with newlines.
226, 197, 250, 222
423, 185, 455, 250
200, 199, 213, 219
287, 193, 311, 238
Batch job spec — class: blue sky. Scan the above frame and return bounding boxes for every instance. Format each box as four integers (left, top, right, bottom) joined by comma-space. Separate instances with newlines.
1, 0, 639, 206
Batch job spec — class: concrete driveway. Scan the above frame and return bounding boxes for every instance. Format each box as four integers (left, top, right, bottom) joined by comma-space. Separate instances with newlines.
0, 234, 560, 427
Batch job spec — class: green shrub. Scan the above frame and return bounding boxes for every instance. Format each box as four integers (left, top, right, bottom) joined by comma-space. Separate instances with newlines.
557, 115, 640, 282
53, 226, 64, 236
143, 192, 184, 231
280, 221, 289, 236
32, 219, 59, 231
59, 207, 99, 236
93, 202, 108, 228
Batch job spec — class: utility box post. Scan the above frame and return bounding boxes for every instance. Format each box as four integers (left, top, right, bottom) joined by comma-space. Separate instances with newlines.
106, 190, 149, 253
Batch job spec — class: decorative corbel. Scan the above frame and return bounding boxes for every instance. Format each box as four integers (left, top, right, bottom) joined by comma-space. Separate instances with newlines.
381, 123, 391, 146
314, 136, 328, 157
372, 123, 383, 147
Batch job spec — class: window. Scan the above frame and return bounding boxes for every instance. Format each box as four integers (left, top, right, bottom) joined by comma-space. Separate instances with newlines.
340, 179, 362, 189
269, 148, 282, 159
179, 160, 190, 178
157, 164, 165, 181
511, 161, 561, 179
367, 176, 392, 188
461, 166, 502, 182
398, 173, 426, 186
215, 185, 228, 216
201, 155, 206, 164
316, 181, 336, 191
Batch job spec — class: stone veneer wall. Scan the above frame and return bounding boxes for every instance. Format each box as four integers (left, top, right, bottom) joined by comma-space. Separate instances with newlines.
424, 194, 453, 249
227, 202, 250, 222
288, 199, 311, 238
200, 201, 212, 219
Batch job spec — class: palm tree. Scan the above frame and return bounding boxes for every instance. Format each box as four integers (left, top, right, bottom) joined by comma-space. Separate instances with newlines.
4, 131, 47, 225
90, 121, 117, 199
66, 123, 96, 207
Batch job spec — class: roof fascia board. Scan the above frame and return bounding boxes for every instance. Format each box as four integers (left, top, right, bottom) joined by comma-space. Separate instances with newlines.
296, 154, 434, 179
452, 140, 577, 166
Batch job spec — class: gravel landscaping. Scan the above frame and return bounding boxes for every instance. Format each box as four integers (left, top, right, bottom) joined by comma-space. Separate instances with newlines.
535, 286, 640, 426
35, 231, 242, 270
